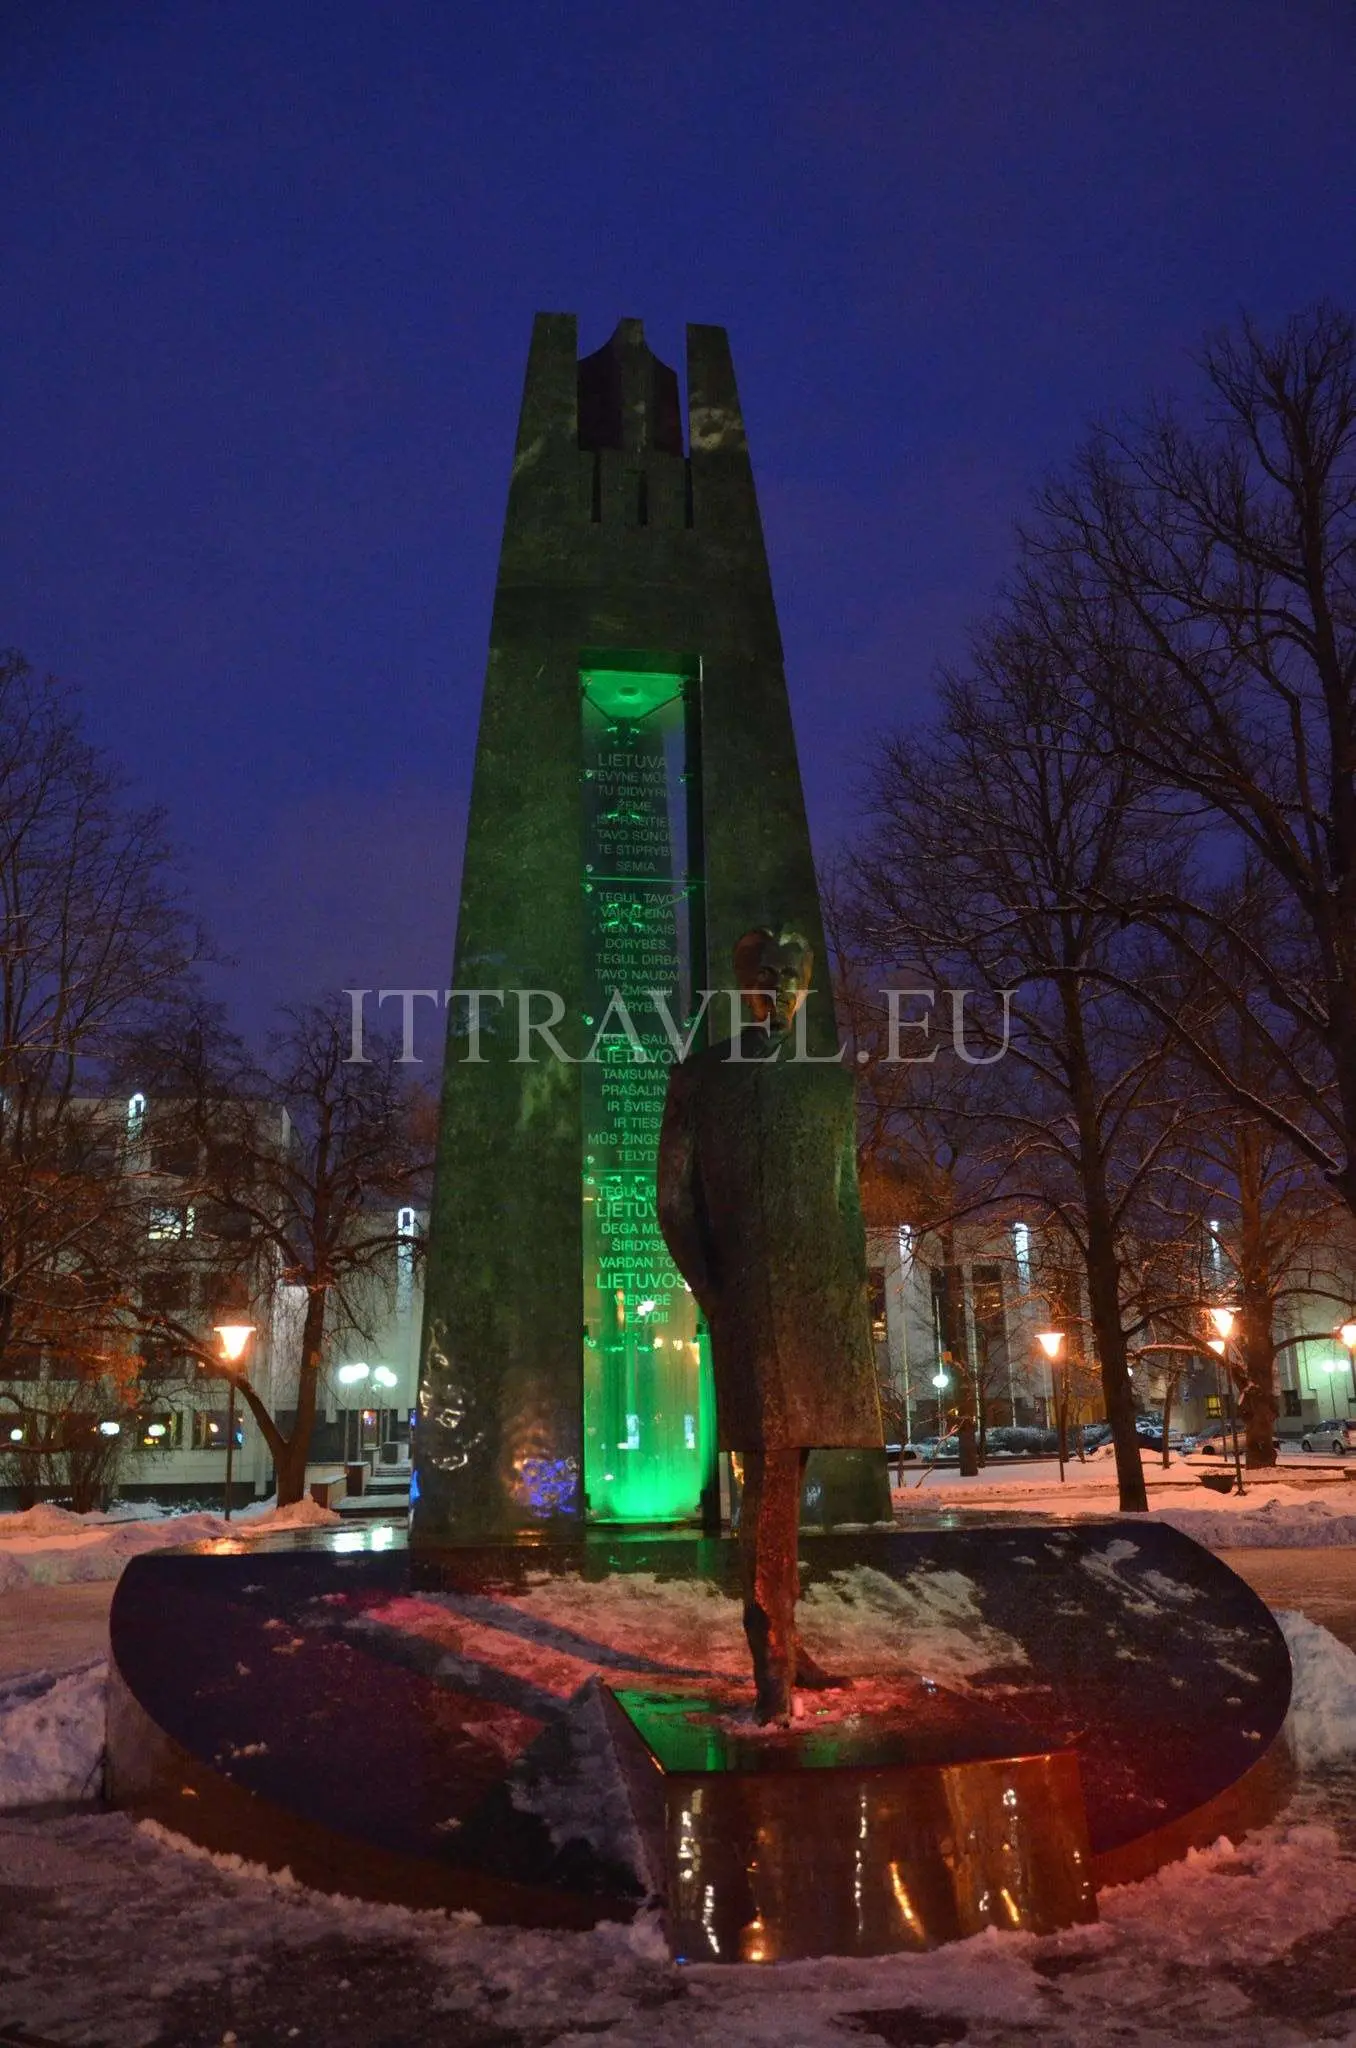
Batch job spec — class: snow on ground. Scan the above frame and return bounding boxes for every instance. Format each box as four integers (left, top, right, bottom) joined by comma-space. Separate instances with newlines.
0, 1494, 340, 1590
897, 1450, 1356, 1548
0, 1658, 106, 1807
362, 1560, 1029, 1714
1275, 1609, 1356, 1767
1, 1793, 1356, 2045
4, 1541, 1356, 2040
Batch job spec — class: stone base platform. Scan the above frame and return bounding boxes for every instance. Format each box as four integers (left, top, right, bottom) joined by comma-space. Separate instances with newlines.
600, 1682, 1097, 1961
104, 1521, 1293, 1951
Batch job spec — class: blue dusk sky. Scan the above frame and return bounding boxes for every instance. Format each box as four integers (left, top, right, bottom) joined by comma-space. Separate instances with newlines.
2, 1, 1354, 1042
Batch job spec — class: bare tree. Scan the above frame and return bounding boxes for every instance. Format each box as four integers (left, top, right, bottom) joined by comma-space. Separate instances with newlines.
126, 999, 434, 1504
849, 628, 1201, 1511
1168, 1020, 1346, 1468
1023, 305, 1356, 1222
0, 652, 201, 1493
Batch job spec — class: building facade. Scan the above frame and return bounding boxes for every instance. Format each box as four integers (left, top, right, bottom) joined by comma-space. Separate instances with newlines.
0, 1089, 424, 1508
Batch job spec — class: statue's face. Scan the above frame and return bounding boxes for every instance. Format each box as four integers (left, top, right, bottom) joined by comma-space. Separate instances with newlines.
743, 933, 813, 1035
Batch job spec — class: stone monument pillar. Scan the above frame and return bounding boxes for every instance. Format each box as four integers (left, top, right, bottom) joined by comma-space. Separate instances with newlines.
413, 315, 891, 1540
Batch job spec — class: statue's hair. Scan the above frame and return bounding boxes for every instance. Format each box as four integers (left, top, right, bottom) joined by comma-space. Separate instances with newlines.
733, 925, 813, 982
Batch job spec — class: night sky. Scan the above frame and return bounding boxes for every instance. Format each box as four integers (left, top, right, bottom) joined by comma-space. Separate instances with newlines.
3, 2, 1354, 1049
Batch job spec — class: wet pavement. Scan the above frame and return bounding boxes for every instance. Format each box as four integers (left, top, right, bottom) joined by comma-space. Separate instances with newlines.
1216, 1549, 1356, 1652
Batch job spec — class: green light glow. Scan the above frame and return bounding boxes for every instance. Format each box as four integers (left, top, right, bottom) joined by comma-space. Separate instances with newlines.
580, 671, 714, 1522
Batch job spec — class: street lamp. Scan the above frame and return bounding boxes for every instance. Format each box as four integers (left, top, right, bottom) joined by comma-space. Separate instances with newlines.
1036, 1331, 1068, 1484
214, 1322, 255, 1522
1206, 1307, 1245, 1496
1338, 1322, 1356, 1408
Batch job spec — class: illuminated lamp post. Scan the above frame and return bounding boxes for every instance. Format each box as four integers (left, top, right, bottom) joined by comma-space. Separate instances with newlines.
931, 1366, 949, 1438
1338, 1322, 1356, 1410
336, 1362, 371, 1465
1207, 1306, 1246, 1496
1036, 1330, 1067, 1483
214, 1323, 255, 1521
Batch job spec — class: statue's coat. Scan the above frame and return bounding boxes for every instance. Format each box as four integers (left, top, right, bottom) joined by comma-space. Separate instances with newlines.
657, 1028, 884, 1452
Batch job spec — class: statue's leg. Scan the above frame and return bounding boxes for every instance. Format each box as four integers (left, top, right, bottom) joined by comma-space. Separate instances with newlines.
740, 1447, 800, 1725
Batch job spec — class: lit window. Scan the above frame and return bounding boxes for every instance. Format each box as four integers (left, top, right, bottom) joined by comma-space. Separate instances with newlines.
191, 1409, 240, 1450
1012, 1222, 1031, 1286
147, 1205, 194, 1240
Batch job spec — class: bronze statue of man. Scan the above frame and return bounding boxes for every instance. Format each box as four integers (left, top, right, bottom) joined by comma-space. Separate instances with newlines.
657, 926, 883, 1722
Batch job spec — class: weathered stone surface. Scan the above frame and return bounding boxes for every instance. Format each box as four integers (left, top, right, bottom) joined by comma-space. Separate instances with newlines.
413, 316, 885, 1540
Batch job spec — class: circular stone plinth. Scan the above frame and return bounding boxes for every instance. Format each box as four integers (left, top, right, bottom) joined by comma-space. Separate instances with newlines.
105, 1520, 1292, 1921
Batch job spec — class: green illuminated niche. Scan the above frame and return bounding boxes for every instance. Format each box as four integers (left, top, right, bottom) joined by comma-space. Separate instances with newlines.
580, 670, 715, 1522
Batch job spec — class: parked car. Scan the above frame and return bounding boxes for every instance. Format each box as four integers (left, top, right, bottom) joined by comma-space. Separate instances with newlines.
907, 1435, 960, 1462
1191, 1421, 1246, 1456
1134, 1423, 1187, 1453
1299, 1419, 1356, 1454
983, 1425, 1057, 1457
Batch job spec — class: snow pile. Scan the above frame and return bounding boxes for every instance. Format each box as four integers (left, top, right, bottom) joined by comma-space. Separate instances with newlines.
1150, 1488, 1356, 1550
0, 1659, 106, 1808
1097, 1815, 1356, 1972
1276, 1609, 1356, 1767
234, 1494, 344, 1533
0, 1508, 229, 1591
2, 1798, 1355, 2048
511, 1561, 1027, 1687
507, 1676, 650, 1883
373, 1561, 1027, 1711
0, 1496, 342, 1591
799, 1564, 1027, 1685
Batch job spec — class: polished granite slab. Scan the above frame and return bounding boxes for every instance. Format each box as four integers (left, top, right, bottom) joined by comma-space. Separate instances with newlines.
104, 1520, 1292, 1930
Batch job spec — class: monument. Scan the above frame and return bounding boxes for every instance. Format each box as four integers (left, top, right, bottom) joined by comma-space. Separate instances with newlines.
412, 314, 891, 1541
101, 318, 1295, 1964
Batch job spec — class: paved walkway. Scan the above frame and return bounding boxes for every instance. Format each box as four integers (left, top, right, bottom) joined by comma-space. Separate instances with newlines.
1214, 1547, 1356, 1650
0, 1581, 114, 1677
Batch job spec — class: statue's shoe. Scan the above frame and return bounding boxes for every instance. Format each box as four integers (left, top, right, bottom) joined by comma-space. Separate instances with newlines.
745, 1599, 794, 1724
794, 1641, 851, 1691
753, 1671, 793, 1726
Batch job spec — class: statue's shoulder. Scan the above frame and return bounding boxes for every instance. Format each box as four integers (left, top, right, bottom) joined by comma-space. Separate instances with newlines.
669, 1038, 737, 1090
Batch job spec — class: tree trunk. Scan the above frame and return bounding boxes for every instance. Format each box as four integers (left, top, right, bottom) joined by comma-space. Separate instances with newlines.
1085, 1239, 1146, 1510
1060, 982, 1148, 1512
274, 1286, 327, 1507
1238, 1300, 1279, 1469
1232, 1121, 1279, 1470
1161, 1377, 1174, 1468
940, 1252, 979, 1477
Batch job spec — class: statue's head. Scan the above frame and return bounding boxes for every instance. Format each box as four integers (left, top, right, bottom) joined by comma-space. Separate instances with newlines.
734, 926, 814, 1036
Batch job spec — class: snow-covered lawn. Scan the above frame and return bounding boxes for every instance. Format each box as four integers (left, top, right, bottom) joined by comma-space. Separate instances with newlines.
0, 1495, 341, 1591
0, 1794, 1354, 2044
897, 1450, 1356, 1547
